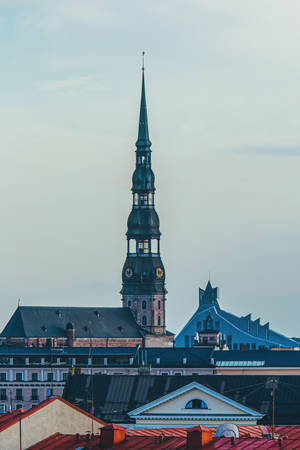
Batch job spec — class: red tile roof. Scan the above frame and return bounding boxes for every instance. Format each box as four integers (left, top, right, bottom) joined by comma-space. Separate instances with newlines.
0, 396, 106, 433
126, 425, 268, 438
28, 426, 300, 449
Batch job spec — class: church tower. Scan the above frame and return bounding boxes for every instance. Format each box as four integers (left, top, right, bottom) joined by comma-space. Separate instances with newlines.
121, 66, 167, 335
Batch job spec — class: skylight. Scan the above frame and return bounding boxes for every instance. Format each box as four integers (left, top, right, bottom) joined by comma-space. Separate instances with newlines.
216, 360, 265, 367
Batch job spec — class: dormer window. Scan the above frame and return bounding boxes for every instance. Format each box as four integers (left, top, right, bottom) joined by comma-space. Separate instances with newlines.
185, 399, 208, 410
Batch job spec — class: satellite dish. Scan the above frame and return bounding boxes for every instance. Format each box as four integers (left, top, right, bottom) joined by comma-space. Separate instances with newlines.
216, 423, 240, 438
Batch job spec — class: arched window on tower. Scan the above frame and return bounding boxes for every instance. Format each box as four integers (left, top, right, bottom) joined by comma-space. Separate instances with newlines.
205, 315, 213, 331
142, 300, 147, 310
142, 316, 147, 326
185, 399, 208, 410
158, 315, 161, 326
158, 300, 161, 310
140, 194, 148, 206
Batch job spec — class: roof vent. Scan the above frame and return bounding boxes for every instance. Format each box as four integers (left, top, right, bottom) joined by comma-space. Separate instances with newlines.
56, 310, 62, 318
41, 325, 47, 332
216, 423, 239, 438
94, 311, 100, 318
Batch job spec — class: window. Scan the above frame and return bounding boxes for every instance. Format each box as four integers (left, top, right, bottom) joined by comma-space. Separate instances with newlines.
206, 316, 213, 330
215, 321, 220, 329
31, 373, 38, 382
185, 399, 208, 410
16, 404, 23, 410
142, 300, 147, 310
140, 194, 147, 205
47, 388, 53, 397
31, 389, 38, 401
0, 404, 6, 413
63, 372, 69, 381
158, 300, 161, 310
16, 389, 23, 401
227, 335, 232, 348
233, 343, 238, 350
158, 315, 161, 326
15, 373, 23, 382
0, 389, 6, 401
0, 373, 6, 382
251, 343, 257, 350
142, 316, 147, 326
128, 300, 132, 307
47, 372, 53, 382
184, 336, 190, 347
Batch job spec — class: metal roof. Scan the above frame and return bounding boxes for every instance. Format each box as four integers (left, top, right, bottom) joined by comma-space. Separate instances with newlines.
0, 306, 144, 339
63, 374, 300, 425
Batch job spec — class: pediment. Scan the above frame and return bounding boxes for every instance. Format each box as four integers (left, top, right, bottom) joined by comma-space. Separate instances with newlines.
129, 382, 261, 418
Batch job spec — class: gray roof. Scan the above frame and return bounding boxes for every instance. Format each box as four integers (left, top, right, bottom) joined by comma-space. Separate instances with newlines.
0, 306, 144, 339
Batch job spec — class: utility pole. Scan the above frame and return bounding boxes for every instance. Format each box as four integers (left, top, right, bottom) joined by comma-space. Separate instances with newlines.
19, 413, 22, 450
271, 378, 275, 439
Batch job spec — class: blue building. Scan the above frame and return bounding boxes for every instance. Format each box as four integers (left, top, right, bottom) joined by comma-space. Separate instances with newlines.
175, 281, 299, 349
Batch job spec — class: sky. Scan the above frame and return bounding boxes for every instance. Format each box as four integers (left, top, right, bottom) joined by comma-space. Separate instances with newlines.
0, 0, 300, 337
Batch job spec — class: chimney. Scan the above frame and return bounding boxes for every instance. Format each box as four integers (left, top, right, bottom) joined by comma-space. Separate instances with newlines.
100, 424, 126, 448
186, 426, 213, 449
66, 322, 75, 347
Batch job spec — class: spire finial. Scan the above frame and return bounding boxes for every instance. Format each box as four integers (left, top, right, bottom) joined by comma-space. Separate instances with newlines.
142, 51, 145, 72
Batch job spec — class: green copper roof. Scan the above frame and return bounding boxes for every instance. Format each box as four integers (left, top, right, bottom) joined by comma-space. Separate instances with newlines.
136, 70, 152, 151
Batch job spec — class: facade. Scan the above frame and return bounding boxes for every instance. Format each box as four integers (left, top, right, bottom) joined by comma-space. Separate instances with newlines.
176, 281, 299, 350
121, 67, 169, 339
0, 396, 105, 450
0, 346, 214, 412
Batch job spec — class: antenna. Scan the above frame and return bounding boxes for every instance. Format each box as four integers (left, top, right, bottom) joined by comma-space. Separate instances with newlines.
142, 51, 145, 71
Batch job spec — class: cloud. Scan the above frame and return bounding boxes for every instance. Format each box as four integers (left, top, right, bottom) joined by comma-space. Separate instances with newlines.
234, 146, 300, 157
38, 76, 105, 94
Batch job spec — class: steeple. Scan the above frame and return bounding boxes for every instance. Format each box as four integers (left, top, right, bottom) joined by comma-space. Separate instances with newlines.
121, 63, 167, 335
136, 70, 151, 150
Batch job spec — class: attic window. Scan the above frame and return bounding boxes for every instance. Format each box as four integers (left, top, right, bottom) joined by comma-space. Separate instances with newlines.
83, 326, 88, 332
41, 326, 47, 332
94, 311, 100, 318
118, 326, 124, 333
185, 399, 208, 410
56, 310, 62, 318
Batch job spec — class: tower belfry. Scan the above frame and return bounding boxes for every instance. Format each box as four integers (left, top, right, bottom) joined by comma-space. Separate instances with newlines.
121, 65, 167, 334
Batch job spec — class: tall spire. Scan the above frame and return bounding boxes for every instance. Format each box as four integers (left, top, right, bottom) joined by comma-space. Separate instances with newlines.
136, 56, 151, 150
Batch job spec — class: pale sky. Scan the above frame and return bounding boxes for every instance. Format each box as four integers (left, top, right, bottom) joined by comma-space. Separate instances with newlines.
0, 0, 300, 337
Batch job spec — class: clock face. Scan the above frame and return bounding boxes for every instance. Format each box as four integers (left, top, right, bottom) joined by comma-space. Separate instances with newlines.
125, 267, 133, 278
156, 267, 164, 279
